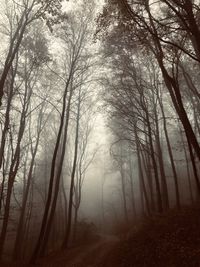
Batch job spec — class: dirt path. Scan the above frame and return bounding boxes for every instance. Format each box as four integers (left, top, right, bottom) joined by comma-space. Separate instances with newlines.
38, 235, 119, 267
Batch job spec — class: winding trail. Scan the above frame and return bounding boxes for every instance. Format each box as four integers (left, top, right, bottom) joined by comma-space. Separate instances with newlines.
38, 235, 119, 267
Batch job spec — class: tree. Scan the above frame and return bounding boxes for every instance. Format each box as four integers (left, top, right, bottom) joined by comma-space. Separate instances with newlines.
0, 22, 50, 256
97, 0, 200, 162
31, 3, 98, 260
0, 0, 66, 106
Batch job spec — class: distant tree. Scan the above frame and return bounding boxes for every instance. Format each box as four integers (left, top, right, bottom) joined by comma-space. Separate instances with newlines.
72, 104, 98, 241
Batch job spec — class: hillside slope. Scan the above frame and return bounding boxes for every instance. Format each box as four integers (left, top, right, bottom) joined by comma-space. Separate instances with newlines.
102, 206, 200, 267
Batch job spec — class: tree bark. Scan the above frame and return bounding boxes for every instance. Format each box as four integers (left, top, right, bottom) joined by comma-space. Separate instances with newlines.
62, 89, 81, 249
30, 71, 73, 263
159, 97, 181, 209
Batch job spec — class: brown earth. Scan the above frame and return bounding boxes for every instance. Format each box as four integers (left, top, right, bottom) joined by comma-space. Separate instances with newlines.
102, 206, 200, 267
2, 206, 200, 267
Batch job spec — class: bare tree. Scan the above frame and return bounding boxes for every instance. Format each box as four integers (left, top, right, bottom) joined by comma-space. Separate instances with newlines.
0, 0, 65, 105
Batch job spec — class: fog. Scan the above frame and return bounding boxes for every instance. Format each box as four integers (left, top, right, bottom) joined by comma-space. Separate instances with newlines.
0, 0, 200, 266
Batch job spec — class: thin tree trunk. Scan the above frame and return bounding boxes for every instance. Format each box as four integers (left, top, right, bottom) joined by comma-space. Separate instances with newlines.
135, 124, 151, 216
140, 149, 155, 212
30, 71, 73, 263
73, 208, 78, 242
0, 110, 27, 257
146, 112, 163, 212
13, 107, 44, 260
128, 148, 137, 218
159, 98, 181, 209
119, 143, 129, 223
62, 89, 81, 249
39, 83, 74, 256
154, 107, 169, 210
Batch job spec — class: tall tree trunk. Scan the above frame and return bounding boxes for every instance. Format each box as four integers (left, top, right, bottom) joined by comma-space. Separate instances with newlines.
140, 149, 155, 212
0, 58, 18, 172
154, 102, 169, 210
135, 124, 151, 216
0, 107, 27, 257
145, 112, 163, 212
180, 129, 194, 204
0, 60, 18, 213
13, 107, 44, 260
30, 71, 73, 263
61, 175, 68, 234
62, 89, 81, 249
128, 147, 137, 218
119, 143, 129, 223
159, 98, 181, 209
39, 83, 74, 257
73, 208, 78, 242
158, 55, 200, 162
186, 134, 200, 197
0, 144, 11, 215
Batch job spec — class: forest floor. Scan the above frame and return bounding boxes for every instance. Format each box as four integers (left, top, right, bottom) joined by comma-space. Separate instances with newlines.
36, 234, 118, 267
2, 205, 200, 267
101, 205, 200, 267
